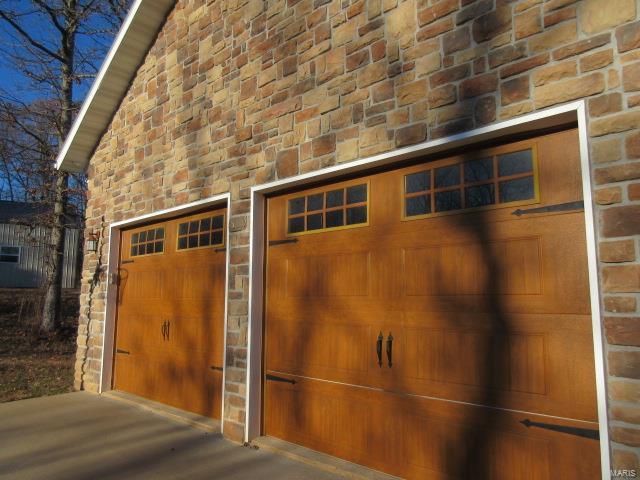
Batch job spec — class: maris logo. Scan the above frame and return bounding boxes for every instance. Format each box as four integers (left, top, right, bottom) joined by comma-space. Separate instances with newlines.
611, 470, 638, 478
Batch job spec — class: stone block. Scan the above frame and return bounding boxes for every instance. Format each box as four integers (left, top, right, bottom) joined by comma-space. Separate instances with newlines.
605, 296, 638, 313
500, 75, 530, 105
600, 239, 636, 262
396, 123, 427, 146
534, 71, 604, 108
397, 80, 428, 106
579, 0, 637, 34
616, 21, 640, 53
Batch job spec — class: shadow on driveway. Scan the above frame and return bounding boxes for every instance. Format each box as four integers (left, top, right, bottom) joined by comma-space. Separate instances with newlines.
0, 392, 341, 479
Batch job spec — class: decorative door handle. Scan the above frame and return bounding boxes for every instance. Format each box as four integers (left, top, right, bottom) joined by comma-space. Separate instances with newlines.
166, 321, 170, 341
386, 332, 393, 367
376, 332, 383, 367
161, 321, 167, 341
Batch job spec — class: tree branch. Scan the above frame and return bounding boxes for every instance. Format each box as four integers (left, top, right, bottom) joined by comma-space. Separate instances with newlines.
0, 10, 64, 62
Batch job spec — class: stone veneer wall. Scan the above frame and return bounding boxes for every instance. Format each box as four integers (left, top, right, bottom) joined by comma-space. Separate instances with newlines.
76, 0, 640, 468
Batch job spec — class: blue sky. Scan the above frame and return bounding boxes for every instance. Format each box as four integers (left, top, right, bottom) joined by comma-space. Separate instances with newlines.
0, 4, 122, 105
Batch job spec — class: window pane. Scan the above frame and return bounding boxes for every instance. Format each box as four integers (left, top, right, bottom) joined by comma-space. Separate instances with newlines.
435, 165, 460, 188
1, 246, 19, 255
154, 241, 164, 253
146, 243, 154, 254
288, 197, 305, 215
0, 255, 18, 263
200, 218, 211, 231
212, 231, 223, 245
156, 228, 165, 239
307, 193, 324, 212
498, 149, 533, 177
199, 233, 210, 247
189, 221, 199, 234
288, 216, 305, 234
178, 223, 188, 235
212, 215, 224, 229
499, 176, 535, 202
405, 171, 430, 194
178, 237, 188, 250
435, 190, 462, 212
465, 184, 495, 208
138, 231, 146, 242
147, 229, 155, 241
188, 235, 198, 248
346, 184, 367, 204
464, 157, 493, 182
346, 206, 367, 225
325, 210, 344, 228
131, 233, 139, 244
326, 189, 344, 208
307, 213, 323, 230
406, 195, 431, 216
131, 245, 138, 256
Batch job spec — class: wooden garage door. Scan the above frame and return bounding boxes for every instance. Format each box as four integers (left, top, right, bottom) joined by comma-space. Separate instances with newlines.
113, 207, 226, 419
264, 129, 600, 479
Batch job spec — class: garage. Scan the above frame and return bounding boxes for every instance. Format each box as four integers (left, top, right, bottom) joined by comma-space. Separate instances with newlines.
113, 207, 227, 419
263, 129, 601, 479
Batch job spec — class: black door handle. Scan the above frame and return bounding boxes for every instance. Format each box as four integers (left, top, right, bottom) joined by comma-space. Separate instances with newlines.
376, 332, 383, 367
386, 332, 393, 367
166, 321, 170, 341
161, 321, 166, 341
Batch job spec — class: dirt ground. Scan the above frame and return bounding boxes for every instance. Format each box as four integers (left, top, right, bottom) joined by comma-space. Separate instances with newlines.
0, 289, 78, 402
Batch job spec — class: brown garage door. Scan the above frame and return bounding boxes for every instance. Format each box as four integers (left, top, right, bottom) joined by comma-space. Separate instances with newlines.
264, 129, 600, 479
113, 207, 227, 419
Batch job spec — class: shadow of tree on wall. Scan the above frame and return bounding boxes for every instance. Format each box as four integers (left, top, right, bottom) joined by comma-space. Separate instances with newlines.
263, 145, 532, 478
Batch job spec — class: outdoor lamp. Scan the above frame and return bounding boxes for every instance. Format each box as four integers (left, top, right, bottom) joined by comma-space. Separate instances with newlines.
86, 231, 99, 253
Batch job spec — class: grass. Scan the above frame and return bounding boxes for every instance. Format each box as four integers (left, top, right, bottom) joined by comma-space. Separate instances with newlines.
0, 291, 77, 403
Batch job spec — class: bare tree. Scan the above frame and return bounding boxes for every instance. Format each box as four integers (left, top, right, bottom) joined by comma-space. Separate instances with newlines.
0, 0, 130, 332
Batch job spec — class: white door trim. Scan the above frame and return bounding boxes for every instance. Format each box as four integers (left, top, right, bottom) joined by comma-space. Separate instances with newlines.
98, 193, 231, 432
246, 100, 611, 478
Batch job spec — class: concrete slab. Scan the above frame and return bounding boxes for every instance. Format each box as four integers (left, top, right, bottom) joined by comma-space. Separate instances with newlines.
0, 392, 342, 480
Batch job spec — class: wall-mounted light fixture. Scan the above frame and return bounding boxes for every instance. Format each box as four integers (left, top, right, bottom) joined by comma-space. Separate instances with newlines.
86, 231, 99, 253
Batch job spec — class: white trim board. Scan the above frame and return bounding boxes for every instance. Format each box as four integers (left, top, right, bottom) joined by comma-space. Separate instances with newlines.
98, 193, 231, 432
246, 101, 611, 478
56, 0, 176, 173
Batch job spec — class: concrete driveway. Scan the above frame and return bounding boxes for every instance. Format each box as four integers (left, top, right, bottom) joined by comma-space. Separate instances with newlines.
0, 392, 341, 480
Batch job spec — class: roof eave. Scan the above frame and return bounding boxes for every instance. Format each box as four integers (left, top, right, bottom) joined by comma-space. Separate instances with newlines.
55, 0, 176, 173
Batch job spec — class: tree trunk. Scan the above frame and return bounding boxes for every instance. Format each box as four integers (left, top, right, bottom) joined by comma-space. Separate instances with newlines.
40, 171, 69, 332
40, 0, 76, 333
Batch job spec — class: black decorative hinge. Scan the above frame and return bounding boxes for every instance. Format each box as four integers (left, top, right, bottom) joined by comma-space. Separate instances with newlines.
512, 201, 584, 216
520, 419, 599, 440
121, 259, 134, 264
116, 349, 130, 355
210, 365, 224, 371
265, 373, 296, 384
269, 238, 299, 246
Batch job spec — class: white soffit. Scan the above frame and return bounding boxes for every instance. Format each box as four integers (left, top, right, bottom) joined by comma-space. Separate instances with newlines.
55, 0, 176, 173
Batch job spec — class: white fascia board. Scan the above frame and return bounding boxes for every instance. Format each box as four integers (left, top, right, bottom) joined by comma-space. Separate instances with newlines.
55, 0, 176, 173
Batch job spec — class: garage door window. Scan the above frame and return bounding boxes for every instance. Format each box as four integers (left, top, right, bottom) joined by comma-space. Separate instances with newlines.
0, 246, 20, 263
177, 214, 225, 250
287, 183, 368, 235
131, 228, 165, 257
403, 147, 537, 219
